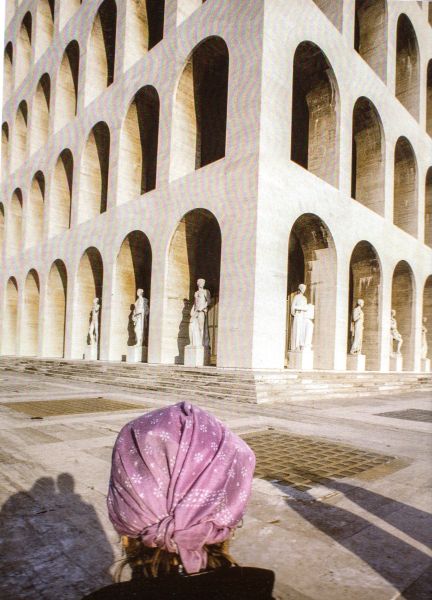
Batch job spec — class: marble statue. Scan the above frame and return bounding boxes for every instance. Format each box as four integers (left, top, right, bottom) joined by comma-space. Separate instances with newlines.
421, 317, 428, 360
290, 284, 309, 351
88, 298, 100, 345
132, 289, 149, 347
349, 299, 364, 355
303, 303, 315, 349
189, 278, 211, 348
390, 309, 403, 355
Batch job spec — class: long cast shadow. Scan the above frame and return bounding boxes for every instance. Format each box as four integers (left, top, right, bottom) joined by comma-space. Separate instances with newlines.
284, 475, 432, 595
0, 473, 114, 600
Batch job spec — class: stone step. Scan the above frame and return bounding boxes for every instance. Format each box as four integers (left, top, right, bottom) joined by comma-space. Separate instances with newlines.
1, 357, 431, 405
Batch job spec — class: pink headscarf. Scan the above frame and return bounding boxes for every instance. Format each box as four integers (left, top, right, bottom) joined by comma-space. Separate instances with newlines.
107, 402, 255, 574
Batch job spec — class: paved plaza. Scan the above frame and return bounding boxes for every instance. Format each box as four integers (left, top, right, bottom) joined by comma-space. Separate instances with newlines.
0, 368, 431, 599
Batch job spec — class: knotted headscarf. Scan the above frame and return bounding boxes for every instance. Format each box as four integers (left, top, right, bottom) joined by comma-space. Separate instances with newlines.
107, 402, 255, 574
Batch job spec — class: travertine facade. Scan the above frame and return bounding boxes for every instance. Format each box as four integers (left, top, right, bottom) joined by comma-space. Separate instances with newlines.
1, 0, 431, 372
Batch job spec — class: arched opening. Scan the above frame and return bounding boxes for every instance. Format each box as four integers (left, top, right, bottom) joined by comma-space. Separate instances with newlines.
393, 137, 418, 237
30, 73, 50, 153
170, 36, 229, 180
348, 241, 382, 370
59, 0, 81, 29
426, 168, 432, 248
44, 259, 67, 357
27, 171, 45, 248
50, 149, 73, 237
354, 0, 387, 81
164, 209, 221, 365
3, 278, 18, 355
8, 189, 23, 256
12, 101, 28, 171
54, 41, 79, 132
3, 43, 13, 101
72, 247, 103, 359
85, 0, 117, 105
35, 0, 55, 60
311, 1, 343, 31
391, 261, 415, 370
177, 0, 205, 25
16, 12, 32, 86
79, 122, 110, 222
351, 97, 385, 215
22, 269, 40, 356
291, 42, 339, 188
395, 14, 420, 120
111, 231, 152, 361
427, 60, 432, 136
118, 86, 159, 204
286, 214, 337, 369
2, 123, 9, 171
0, 204, 5, 260
423, 276, 432, 367
124, 0, 164, 70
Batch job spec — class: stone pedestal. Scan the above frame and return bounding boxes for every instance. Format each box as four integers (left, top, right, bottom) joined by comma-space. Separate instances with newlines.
421, 358, 431, 373
184, 345, 205, 367
287, 349, 314, 370
390, 353, 403, 372
84, 344, 97, 360
346, 354, 366, 371
127, 345, 147, 363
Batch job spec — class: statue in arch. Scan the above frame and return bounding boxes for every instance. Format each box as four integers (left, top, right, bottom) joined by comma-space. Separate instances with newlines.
390, 309, 403, 355
290, 284, 308, 351
350, 299, 364, 355
132, 289, 149, 347
421, 317, 428, 360
88, 298, 100, 345
189, 278, 211, 349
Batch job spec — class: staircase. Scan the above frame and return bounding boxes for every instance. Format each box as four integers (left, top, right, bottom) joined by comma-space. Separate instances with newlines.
1, 357, 431, 404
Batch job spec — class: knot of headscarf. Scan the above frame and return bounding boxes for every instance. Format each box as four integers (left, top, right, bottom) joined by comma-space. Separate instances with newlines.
107, 402, 255, 574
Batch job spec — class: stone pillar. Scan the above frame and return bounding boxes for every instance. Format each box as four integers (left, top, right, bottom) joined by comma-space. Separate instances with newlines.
100, 256, 115, 361
147, 248, 166, 364
338, 92, 354, 198
383, 138, 395, 223
15, 277, 25, 355
380, 266, 392, 372
334, 252, 350, 370
63, 263, 77, 359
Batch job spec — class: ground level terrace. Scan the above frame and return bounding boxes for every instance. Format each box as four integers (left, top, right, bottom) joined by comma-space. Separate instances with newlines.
1, 203, 431, 373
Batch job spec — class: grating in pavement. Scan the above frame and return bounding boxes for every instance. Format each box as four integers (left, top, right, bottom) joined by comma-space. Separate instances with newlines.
241, 430, 395, 491
2, 397, 147, 417
375, 409, 432, 423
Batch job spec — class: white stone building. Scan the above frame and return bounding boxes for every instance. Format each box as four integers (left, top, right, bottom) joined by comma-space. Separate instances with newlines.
0, 0, 431, 373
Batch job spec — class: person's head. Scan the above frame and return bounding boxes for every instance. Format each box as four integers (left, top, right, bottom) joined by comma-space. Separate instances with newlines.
298, 283, 306, 294
137, 288, 143, 297
197, 278, 205, 289
107, 402, 255, 578
357, 299, 364, 307
391, 309, 396, 317
57, 473, 75, 494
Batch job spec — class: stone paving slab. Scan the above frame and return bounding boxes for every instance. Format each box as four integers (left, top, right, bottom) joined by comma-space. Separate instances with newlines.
0, 371, 431, 599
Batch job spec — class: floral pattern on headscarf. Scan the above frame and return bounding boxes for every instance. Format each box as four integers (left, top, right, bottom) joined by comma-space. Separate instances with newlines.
107, 401, 255, 574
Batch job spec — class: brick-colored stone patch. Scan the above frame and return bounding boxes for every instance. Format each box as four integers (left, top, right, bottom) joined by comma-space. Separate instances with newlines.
242, 430, 395, 491
3, 397, 146, 417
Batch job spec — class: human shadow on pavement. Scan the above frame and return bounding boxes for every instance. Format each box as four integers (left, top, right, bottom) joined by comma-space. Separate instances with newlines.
0, 473, 114, 600
284, 475, 432, 595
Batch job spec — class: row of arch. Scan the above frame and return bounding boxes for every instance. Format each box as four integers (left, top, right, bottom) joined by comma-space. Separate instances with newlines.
4, 1, 431, 131
1, 125, 431, 261
3, 0, 208, 101
2, 209, 432, 372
